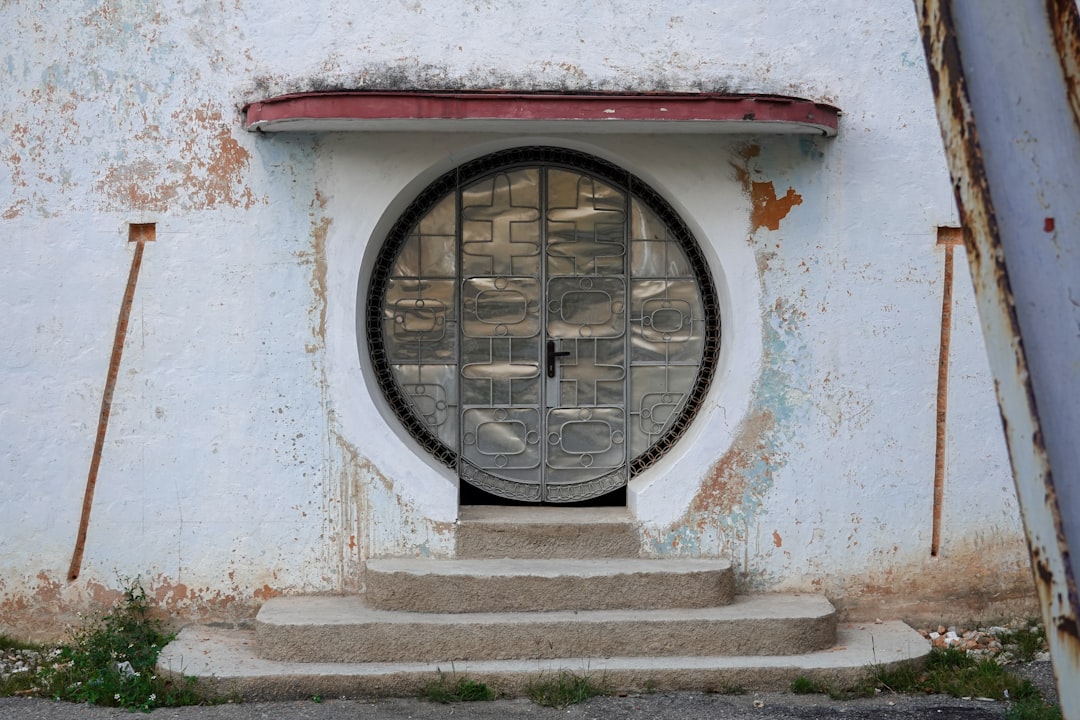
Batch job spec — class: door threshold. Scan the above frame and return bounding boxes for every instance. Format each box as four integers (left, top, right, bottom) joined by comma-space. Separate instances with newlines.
458, 505, 632, 523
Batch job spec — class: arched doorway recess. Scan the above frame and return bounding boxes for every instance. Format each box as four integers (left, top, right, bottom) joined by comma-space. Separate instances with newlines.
367, 147, 720, 503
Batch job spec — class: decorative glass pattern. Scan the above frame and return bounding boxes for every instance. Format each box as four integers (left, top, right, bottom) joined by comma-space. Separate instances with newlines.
368, 148, 720, 502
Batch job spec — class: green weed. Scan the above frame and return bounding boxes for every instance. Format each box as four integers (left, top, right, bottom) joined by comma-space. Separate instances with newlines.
0, 635, 41, 652
420, 669, 496, 703
1002, 622, 1048, 662
526, 670, 607, 708
788, 675, 850, 699
869, 648, 1040, 701
0, 643, 48, 698
2, 578, 216, 711
1006, 698, 1063, 720
790, 676, 825, 694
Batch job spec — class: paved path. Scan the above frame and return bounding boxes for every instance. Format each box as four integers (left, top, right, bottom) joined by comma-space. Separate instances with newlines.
0, 692, 1023, 719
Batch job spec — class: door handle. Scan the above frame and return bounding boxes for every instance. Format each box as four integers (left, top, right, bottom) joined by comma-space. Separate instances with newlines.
546, 340, 571, 378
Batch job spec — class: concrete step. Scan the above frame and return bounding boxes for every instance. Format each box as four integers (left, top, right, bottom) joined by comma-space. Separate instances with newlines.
159, 621, 930, 701
455, 506, 640, 559
365, 557, 735, 613
254, 594, 836, 663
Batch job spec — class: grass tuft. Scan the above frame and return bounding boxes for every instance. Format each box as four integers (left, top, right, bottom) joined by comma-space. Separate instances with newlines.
420, 670, 496, 703
526, 670, 607, 708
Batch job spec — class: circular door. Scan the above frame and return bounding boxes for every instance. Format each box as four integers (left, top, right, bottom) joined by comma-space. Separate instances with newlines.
367, 147, 720, 503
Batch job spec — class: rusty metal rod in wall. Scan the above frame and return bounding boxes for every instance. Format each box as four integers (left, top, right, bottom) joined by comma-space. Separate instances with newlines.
931, 227, 962, 558
68, 224, 154, 581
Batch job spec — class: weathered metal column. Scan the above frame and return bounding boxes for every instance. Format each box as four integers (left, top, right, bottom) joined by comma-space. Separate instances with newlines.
914, 1, 1080, 715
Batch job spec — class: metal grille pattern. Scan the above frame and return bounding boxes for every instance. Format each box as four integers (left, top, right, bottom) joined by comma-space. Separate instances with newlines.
367, 147, 720, 502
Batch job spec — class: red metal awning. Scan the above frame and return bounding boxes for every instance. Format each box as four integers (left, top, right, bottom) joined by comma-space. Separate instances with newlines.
243, 91, 840, 136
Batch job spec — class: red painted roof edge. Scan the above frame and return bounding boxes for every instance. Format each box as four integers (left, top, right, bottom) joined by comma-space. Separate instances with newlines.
243, 91, 840, 135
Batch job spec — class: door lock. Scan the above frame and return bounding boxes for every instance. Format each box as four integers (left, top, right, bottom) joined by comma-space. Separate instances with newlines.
546, 340, 571, 378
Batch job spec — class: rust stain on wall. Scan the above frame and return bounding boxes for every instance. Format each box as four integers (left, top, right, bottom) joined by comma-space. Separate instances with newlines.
833, 532, 1036, 624
742, 144, 762, 159
328, 431, 455, 593
331, 433, 367, 593
300, 192, 331, 351
252, 584, 281, 601
729, 143, 760, 191
0, 572, 282, 642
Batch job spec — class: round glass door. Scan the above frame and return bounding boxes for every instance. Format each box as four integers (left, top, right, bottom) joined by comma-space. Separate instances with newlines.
368, 148, 719, 503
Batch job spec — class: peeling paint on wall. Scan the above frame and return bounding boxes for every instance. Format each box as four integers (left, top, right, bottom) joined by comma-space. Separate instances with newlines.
642, 143, 819, 581
643, 285, 808, 577
96, 105, 259, 212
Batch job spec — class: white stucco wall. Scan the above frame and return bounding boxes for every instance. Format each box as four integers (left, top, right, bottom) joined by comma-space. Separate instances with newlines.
0, 0, 1032, 638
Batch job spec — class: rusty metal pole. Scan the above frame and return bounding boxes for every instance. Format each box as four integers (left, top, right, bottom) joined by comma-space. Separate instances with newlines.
914, 0, 1080, 714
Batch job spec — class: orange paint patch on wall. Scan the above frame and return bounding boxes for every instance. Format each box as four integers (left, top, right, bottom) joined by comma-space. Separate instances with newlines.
253, 584, 281, 601
750, 181, 802, 232
730, 144, 801, 234
773, 530, 783, 548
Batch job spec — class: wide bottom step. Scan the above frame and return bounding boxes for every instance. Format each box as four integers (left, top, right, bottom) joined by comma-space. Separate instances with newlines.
158, 622, 930, 701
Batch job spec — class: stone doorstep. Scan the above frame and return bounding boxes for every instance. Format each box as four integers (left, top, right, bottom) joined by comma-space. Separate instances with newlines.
365, 557, 735, 613
457, 506, 634, 524
455, 506, 640, 559
158, 621, 930, 701
254, 594, 837, 663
